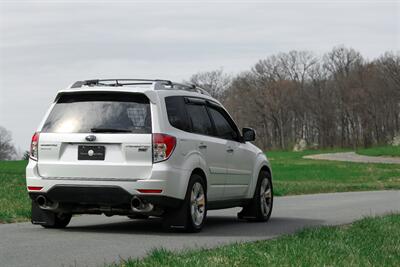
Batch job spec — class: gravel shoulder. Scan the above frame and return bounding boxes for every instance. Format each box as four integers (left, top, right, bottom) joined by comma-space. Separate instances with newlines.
303, 151, 400, 164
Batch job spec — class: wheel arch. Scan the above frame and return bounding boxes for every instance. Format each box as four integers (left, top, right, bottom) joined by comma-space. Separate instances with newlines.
246, 154, 273, 199
260, 165, 272, 178
190, 167, 208, 192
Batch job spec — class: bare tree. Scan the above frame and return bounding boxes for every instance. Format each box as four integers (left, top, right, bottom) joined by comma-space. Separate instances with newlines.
0, 126, 17, 160
188, 68, 232, 100
377, 52, 400, 93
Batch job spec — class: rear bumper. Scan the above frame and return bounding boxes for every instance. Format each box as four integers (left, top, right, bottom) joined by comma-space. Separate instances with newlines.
29, 185, 183, 209
26, 160, 191, 201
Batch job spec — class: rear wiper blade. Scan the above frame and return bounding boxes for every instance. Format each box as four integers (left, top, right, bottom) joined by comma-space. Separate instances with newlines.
90, 128, 132, 133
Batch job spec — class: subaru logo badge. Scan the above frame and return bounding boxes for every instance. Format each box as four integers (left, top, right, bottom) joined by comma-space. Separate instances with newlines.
85, 135, 96, 142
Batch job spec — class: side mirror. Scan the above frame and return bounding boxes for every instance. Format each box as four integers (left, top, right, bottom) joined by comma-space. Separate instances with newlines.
242, 127, 256, 142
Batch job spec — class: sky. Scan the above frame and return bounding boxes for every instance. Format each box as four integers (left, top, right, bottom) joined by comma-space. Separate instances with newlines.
0, 0, 399, 154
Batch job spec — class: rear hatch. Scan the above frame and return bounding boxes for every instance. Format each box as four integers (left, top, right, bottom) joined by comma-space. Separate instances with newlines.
37, 91, 153, 180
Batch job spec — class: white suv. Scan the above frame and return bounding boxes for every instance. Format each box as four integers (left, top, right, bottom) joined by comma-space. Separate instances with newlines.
26, 79, 273, 232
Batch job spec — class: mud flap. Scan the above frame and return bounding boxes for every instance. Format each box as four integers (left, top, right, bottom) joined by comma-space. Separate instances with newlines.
237, 207, 256, 220
237, 199, 258, 220
237, 201, 256, 220
162, 201, 189, 231
31, 201, 55, 226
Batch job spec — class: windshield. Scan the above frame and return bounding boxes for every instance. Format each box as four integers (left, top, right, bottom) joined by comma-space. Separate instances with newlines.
41, 92, 151, 133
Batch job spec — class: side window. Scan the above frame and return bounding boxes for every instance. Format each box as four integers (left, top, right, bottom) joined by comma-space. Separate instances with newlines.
165, 96, 191, 132
208, 106, 240, 141
185, 103, 214, 136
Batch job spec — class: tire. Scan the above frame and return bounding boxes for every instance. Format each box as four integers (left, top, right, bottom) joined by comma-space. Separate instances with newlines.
127, 214, 149, 220
41, 213, 72, 229
238, 170, 273, 222
163, 174, 207, 232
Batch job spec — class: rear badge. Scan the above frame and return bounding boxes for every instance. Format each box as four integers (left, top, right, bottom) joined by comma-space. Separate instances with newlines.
138, 146, 148, 152
126, 145, 149, 152
85, 135, 96, 141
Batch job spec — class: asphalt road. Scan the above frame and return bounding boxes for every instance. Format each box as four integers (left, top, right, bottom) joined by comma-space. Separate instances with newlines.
303, 151, 400, 164
1, 190, 399, 267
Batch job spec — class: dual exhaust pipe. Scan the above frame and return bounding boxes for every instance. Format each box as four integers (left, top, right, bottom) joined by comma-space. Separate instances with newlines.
36, 195, 153, 213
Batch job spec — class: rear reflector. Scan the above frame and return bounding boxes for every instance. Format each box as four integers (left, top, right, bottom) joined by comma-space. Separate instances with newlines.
137, 189, 162, 194
27, 186, 43, 191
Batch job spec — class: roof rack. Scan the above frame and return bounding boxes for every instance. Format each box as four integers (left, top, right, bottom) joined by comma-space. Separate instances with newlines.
69, 79, 211, 96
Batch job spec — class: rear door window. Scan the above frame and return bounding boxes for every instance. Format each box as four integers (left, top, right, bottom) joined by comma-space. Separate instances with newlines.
185, 103, 214, 136
41, 92, 151, 133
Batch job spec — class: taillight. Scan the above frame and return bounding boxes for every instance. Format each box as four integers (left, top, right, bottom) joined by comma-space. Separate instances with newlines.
30, 132, 39, 161
152, 133, 176, 163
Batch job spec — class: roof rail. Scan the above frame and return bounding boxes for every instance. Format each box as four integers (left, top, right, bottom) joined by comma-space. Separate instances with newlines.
69, 79, 211, 96
168, 82, 211, 96
70, 79, 172, 88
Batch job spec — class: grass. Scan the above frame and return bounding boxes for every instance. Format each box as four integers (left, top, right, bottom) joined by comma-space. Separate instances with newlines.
0, 160, 30, 223
0, 147, 399, 222
268, 149, 400, 196
113, 214, 400, 267
357, 146, 400, 157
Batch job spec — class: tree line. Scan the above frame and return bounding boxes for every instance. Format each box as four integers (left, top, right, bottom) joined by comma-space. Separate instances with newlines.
189, 46, 400, 151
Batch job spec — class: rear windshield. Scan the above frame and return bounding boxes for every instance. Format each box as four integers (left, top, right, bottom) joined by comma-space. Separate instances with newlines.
41, 92, 151, 133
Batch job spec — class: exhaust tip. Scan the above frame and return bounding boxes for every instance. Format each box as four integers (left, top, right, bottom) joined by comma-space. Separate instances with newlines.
131, 197, 142, 209
130, 196, 154, 213
36, 195, 47, 207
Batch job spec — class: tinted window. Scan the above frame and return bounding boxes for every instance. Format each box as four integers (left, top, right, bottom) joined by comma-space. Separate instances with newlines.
165, 96, 191, 131
186, 104, 214, 136
208, 106, 239, 141
41, 92, 151, 133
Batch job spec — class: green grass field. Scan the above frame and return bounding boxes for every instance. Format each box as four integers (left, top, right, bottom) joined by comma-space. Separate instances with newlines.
357, 146, 400, 157
114, 214, 400, 267
269, 149, 400, 196
0, 160, 30, 223
0, 148, 399, 223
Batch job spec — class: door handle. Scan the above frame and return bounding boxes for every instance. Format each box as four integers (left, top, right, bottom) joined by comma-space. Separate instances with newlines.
198, 144, 207, 149
226, 148, 234, 153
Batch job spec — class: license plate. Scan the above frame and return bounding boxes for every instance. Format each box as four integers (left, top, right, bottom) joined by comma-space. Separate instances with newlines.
78, 145, 105, 160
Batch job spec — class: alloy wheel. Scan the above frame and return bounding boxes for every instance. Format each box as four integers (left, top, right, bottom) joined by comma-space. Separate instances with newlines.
260, 178, 272, 216
190, 182, 205, 226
